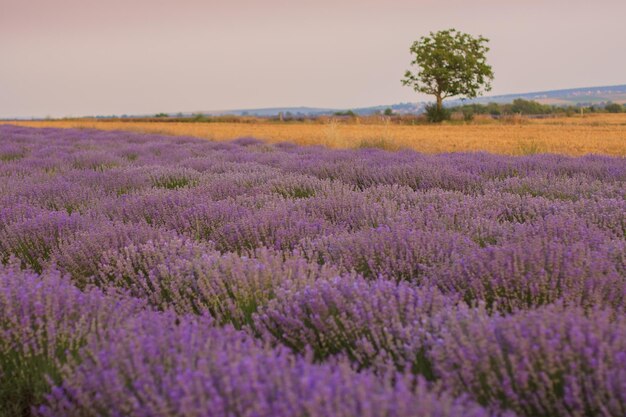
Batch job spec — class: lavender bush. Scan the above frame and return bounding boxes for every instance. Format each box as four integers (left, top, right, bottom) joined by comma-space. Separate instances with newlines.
255, 276, 456, 375
96, 242, 339, 327
0, 124, 624, 416
40, 311, 493, 417
0, 264, 143, 416
431, 304, 626, 417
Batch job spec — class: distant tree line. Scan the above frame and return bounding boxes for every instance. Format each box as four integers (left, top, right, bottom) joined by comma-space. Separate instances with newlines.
333, 110, 357, 117
605, 102, 624, 113
447, 99, 624, 120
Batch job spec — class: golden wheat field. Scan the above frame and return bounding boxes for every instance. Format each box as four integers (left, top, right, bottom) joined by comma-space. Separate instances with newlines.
4, 114, 626, 156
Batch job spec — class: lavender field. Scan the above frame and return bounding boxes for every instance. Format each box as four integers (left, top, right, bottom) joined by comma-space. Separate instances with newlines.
1, 124, 625, 417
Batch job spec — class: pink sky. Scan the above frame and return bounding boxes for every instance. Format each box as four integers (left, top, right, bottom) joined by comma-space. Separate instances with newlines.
1, 0, 625, 118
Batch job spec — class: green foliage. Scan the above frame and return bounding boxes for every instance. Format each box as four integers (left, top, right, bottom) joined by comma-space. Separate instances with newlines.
0, 349, 68, 417
151, 176, 197, 190
402, 28, 494, 118
333, 110, 357, 117
154, 113, 169, 118
383, 108, 394, 116
461, 107, 475, 121
509, 99, 553, 115
425, 104, 451, 123
485, 102, 502, 116
447, 100, 582, 117
150, 170, 199, 190
124, 152, 138, 162
0, 151, 25, 162
272, 185, 316, 199
605, 102, 623, 113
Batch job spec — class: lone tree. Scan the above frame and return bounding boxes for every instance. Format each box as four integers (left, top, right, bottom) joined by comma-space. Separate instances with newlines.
402, 29, 494, 121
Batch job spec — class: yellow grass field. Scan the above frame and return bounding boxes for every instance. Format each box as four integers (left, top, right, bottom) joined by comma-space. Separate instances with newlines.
4, 114, 626, 156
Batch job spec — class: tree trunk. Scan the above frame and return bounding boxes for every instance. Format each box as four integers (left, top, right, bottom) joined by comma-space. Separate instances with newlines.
436, 95, 443, 112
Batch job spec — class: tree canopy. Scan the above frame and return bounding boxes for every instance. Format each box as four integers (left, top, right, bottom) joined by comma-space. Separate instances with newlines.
402, 29, 494, 118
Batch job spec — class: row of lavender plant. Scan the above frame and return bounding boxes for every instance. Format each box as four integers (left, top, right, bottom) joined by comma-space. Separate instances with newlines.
0, 125, 624, 416
1, 264, 494, 417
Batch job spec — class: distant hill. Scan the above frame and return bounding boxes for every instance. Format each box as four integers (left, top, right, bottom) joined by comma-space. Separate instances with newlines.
457, 84, 626, 106
203, 84, 626, 117
186, 103, 423, 117
129, 84, 626, 119
8, 84, 622, 120
202, 107, 336, 117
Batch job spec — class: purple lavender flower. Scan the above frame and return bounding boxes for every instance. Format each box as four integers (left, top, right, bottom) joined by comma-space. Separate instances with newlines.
255, 276, 457, 375
40, 311, 494, 417
0, 263, 143, 415
1, 124, 624, 417
98, 242, 339, 327
431, 304, 626, 417
0, 211, 89, 272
